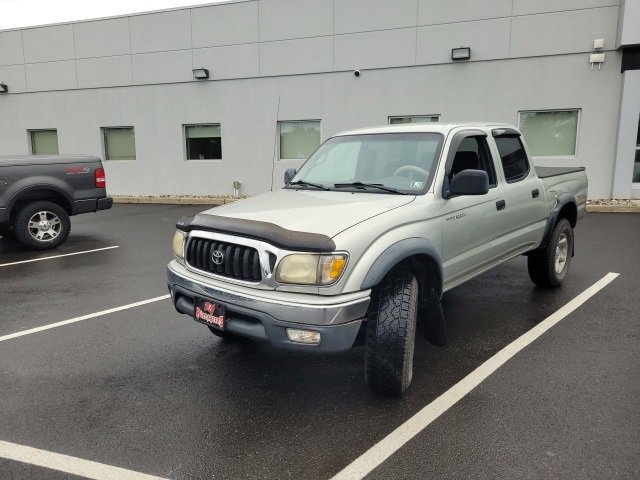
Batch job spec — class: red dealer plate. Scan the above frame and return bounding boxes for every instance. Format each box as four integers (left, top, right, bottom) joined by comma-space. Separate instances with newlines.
194, 298, 226, 330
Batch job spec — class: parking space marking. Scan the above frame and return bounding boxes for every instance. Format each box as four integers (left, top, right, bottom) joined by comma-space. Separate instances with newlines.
0, 246, 120, 268
330, 272, 620, 480
0, 440, 169, 480
0, 295, 170, 343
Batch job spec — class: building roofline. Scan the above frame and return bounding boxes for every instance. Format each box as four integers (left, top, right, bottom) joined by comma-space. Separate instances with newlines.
0, 0, 253, 33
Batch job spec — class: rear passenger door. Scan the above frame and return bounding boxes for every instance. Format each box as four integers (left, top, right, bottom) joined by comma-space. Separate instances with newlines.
490, 130, 546, 256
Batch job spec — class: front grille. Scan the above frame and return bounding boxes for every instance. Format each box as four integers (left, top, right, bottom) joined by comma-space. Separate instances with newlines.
186, 237, 262, 282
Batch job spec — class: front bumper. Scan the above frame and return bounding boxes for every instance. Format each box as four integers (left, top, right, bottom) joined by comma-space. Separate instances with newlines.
167, 260, 370, 352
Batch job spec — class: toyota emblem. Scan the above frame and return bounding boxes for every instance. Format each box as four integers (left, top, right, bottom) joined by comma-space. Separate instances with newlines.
211, 250, 224, 265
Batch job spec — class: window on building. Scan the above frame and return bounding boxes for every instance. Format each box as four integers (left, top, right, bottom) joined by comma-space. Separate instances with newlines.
633, 114, 640, 184
29, 129, 59, 155
494, 135, 530, 183
279, 120, 321, 160
185, 124, 222, 160
389, 115, 440, 125
102, 127, 136, 160
518, 110, 579, 157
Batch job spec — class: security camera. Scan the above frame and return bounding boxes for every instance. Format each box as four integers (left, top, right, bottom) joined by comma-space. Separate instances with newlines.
354, 70, 360, 77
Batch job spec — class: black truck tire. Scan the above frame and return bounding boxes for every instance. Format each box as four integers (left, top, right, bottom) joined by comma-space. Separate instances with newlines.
528, 218, 573, 288
365, 267, 418, 395
13, 201, 71, 250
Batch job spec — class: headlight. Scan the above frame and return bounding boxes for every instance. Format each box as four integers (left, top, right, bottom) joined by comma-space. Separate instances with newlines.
172, 230, 186, 260
276, 253, 348, 285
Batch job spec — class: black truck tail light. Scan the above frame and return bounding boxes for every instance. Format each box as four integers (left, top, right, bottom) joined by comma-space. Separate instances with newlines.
95, 168, 106, 188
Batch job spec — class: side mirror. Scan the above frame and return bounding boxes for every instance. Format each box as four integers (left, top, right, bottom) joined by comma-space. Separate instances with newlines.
284, 168, 297, 184
449, 169, 489, 197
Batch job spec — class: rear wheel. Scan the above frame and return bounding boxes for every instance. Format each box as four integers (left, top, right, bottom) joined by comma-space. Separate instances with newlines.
528, 218, 573, 288
365, 267, 418, 395
13, 201, 71, 250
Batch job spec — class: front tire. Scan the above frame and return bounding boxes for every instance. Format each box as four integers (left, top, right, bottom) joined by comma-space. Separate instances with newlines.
13, 201, 71, 250
365, 267, 418, 395
528, 218, 573, 288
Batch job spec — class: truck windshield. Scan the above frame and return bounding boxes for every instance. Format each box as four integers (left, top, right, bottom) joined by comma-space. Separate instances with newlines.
287, 133, 444, 194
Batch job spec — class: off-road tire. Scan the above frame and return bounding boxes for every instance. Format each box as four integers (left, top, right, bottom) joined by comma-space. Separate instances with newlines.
528, 218, 573, 288
365, 267, 418, 395
13, 201, 71, 250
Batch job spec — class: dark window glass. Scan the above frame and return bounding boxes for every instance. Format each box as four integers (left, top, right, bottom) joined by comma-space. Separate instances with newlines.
185, 125, 222, 160
449, 136, 497, 187
495, 136, 530, 183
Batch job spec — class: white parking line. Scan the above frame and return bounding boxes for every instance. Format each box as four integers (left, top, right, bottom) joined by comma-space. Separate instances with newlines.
0, 295, 170, 343
0, 440, 169, 480
0, 246, 120, 267
330, 272, 620, 480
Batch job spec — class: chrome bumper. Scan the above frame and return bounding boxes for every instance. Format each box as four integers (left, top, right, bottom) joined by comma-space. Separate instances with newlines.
167, 260, 371, 352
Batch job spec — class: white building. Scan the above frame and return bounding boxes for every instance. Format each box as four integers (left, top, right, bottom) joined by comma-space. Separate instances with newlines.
0, 0, 639, 199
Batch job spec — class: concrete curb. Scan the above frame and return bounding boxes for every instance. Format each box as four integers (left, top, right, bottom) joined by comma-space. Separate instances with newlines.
586, 205, 640, 213
112, 196, 238, 205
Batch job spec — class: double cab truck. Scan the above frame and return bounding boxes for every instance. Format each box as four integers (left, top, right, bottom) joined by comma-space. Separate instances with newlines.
0, 155, 112, 249
167, 123, 588, 395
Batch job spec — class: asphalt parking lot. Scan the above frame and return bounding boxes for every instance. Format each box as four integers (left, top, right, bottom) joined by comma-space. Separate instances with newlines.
1, 205, 638, 480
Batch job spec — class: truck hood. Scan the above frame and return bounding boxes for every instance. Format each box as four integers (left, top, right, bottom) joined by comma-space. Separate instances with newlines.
199, 189, 415, 238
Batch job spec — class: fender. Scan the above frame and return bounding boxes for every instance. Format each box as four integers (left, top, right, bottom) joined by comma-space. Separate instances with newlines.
6, 181, 73, 215
360, 237, 443, 296
536, 193, 577, 253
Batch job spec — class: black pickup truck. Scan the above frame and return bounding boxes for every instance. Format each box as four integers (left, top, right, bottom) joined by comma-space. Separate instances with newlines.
0, 155, 112, 249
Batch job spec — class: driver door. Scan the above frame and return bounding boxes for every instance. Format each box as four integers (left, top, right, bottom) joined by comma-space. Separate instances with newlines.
440, 133, 504, 288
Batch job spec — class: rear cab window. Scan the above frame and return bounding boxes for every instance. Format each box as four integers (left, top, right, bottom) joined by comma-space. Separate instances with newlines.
494, 135, 530, 183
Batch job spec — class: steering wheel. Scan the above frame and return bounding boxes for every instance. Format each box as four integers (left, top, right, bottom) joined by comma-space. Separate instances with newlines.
393, 165, 429, 178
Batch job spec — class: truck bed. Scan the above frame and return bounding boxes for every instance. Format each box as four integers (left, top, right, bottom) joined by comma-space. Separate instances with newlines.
0, 155, 100, 167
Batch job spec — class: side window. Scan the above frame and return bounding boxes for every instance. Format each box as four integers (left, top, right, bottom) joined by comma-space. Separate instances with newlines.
449, 136, 497, 187
494, 136, 530, 183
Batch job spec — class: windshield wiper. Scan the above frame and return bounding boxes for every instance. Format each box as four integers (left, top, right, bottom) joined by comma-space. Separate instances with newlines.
287, 180, 330, 191
333, 182, 408, 195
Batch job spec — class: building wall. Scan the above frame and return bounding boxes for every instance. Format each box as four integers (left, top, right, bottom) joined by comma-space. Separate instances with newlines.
0, 0, 627, 198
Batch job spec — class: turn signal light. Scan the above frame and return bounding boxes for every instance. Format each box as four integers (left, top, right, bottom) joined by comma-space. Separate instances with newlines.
286, 328, 321, 345
95, 168, 106, 188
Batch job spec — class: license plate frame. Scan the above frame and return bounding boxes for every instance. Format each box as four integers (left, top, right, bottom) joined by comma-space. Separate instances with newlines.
194, 297, 226, 330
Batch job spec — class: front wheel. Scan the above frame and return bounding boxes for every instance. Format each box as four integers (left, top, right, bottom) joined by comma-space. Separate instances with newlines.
528, 218, 573, 288
365, 267, 418, 395
13, 201, 71, 250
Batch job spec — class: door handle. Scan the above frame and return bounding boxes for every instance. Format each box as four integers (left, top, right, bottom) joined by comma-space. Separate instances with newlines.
496, 200, 506, 211
532, 189, 540, 198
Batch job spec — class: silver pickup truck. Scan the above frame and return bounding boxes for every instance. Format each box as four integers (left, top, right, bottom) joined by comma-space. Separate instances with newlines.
167, 123, 587, 395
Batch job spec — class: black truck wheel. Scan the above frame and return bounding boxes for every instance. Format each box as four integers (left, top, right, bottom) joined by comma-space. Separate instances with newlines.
528, 218, 573, 288
13, 201, 71, 250
365, 267, 418, 395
